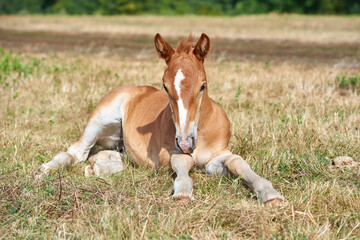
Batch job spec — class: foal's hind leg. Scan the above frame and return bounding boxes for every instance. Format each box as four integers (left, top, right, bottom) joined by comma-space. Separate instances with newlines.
206, 151, 284, 205
35, 152, 75, 179
224, 153, 284, 205
36, 88, 128, 178
36, 118, 117, 179
85, 150, 124, 177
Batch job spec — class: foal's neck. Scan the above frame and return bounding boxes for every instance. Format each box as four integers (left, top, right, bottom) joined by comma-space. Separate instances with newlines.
198, 92, 213, 128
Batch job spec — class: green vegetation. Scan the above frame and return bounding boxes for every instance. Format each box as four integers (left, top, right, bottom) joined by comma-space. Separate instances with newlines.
337, 74, 360, 93
0, 49, 40, 84
1, 0, 360, 15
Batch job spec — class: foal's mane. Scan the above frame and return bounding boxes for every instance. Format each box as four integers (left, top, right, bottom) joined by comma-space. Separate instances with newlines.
176, 35, 194, 54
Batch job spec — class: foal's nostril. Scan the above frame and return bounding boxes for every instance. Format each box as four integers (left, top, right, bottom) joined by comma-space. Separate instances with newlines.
191, 137, 195, 146
175, 136, 196, 153
189, 136, 196, 152
175, 137, 181, 149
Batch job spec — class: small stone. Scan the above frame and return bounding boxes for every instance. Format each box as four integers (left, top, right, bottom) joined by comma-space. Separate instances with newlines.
332, 156, 360, 173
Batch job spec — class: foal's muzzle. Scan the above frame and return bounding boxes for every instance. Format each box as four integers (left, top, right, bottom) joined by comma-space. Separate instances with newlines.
175, 134, 196, 154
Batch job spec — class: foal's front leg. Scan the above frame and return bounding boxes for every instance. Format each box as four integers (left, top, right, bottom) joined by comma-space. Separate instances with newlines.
224, 153, 284, 205
171, 154, 195, 201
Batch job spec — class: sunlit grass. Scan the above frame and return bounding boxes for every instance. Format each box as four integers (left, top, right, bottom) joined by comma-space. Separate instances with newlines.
1, 15, 360, 239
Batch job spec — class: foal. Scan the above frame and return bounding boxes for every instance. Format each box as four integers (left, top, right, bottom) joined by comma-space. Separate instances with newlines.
37, 33, 284, 205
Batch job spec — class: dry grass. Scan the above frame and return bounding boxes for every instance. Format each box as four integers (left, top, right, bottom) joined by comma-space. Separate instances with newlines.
0, 15, 360, 239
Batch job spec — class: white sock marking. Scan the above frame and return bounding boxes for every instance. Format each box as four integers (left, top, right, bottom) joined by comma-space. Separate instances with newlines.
174, 69, 187, 134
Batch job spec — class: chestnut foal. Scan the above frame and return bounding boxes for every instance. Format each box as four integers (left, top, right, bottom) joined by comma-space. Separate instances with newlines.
37, 33, 284, 205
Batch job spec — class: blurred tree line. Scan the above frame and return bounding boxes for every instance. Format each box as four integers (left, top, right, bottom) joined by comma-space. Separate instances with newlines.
1, 0, 359, 15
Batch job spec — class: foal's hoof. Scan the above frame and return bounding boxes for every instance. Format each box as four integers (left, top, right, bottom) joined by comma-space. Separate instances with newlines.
264, 198, 283, 206
172, 194, 193, 203
84, 165, 95, 177
34, 167, 49, 182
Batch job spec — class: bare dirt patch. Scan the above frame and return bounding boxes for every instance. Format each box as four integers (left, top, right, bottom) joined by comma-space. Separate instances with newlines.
1, 28, 359, 65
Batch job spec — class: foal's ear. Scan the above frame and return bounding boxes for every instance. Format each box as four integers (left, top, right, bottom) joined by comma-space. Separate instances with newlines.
154, 33, 175, 64
193, 33, 210, 61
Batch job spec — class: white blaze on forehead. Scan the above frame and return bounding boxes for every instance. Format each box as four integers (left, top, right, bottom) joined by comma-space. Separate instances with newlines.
174, 69, 187, 134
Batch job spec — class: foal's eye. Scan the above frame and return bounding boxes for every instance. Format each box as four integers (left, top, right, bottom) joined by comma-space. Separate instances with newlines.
163, 84, 168, 93
200, 83, 206, 92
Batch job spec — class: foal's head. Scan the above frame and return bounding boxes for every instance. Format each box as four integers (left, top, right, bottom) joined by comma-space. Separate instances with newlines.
154, 33, 210, 154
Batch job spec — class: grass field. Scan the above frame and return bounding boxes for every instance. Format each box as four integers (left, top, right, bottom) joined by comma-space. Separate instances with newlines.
0, 15, 360, 239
